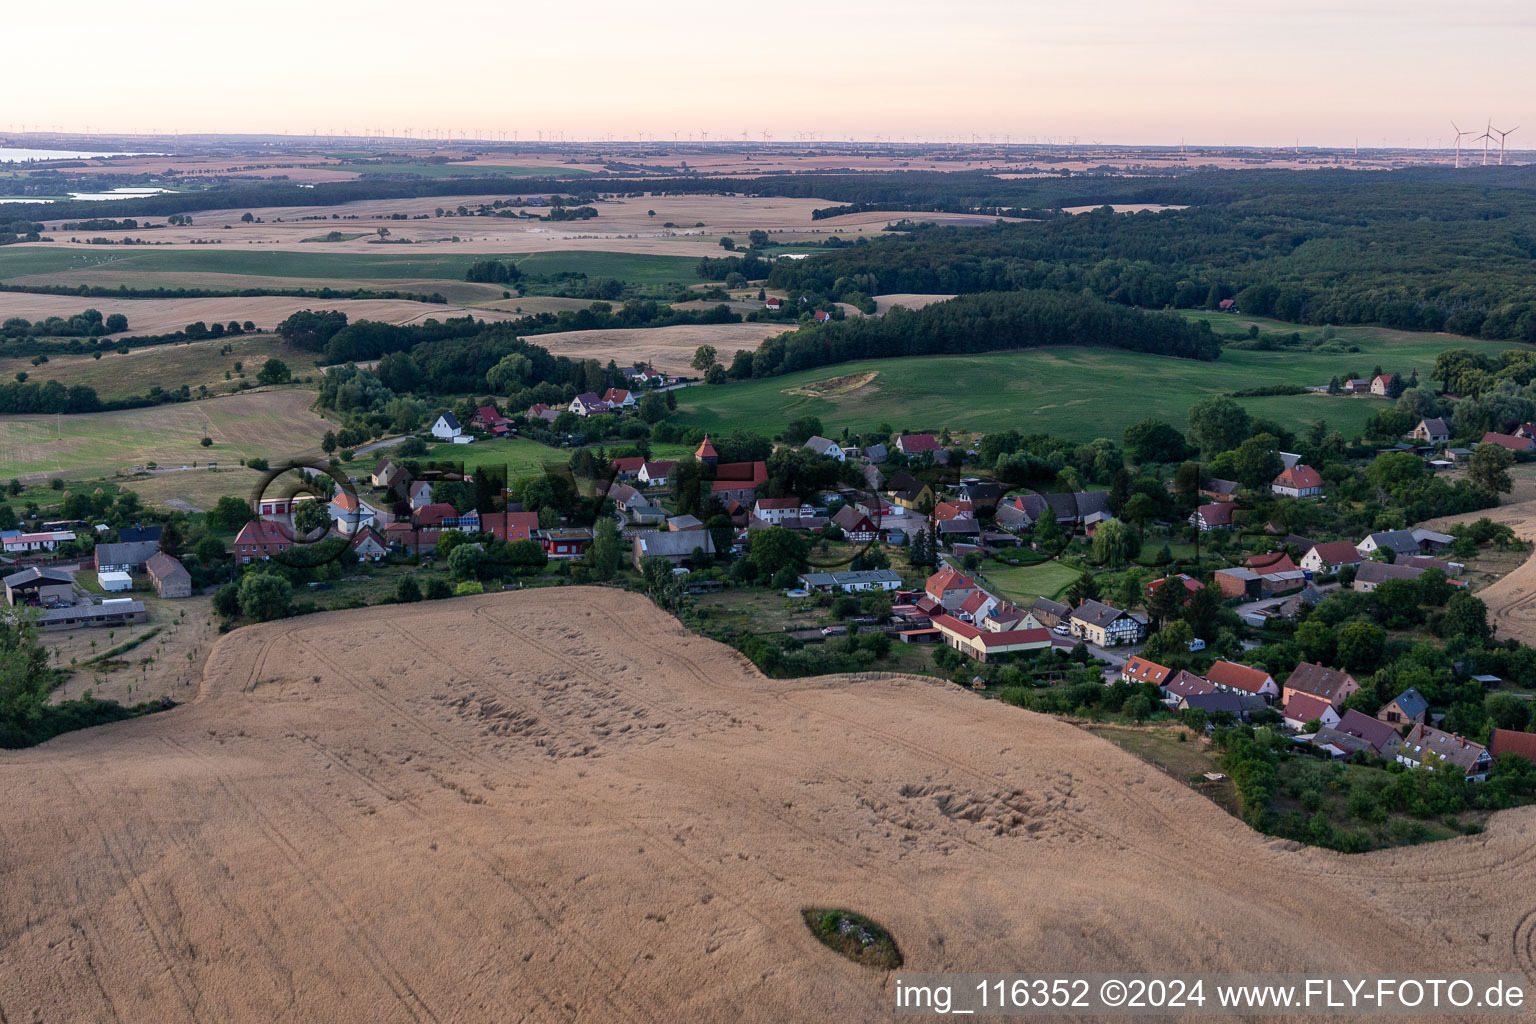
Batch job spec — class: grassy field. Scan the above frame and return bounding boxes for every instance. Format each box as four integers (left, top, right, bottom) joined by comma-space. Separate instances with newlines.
417, 438, 697, 481
0, 335, 295, 401
0, 388, 330, 480
0, 248, 701, 293
972, 559, 1081, 603
672, 324, 1515, 441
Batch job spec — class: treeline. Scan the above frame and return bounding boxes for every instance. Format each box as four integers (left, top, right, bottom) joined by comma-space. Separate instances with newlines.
765, 184, 1536, 341
0, 282, 447, 304
0, 378, 103, 414
58, 218, 160, 231
0, 219, 44, 245
2, 308, 127, 338
730, 290, 1218, 380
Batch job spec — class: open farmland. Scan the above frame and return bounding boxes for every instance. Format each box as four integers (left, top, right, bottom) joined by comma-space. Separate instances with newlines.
0, 292, 527, 337
531, 322, 791, 374
673, 325, 1514, 442
0, 335, 294, 401
0, 388, 329, 479
1, 589, 1532, 1022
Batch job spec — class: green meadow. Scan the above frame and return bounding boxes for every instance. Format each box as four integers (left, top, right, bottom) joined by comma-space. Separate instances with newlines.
671, 326, 1514, 443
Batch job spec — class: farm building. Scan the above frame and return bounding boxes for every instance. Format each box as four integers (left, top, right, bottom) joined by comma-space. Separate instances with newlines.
632, 530, 715, 570
39, 599, 147, 631
796, 570, 902, 593
930, 614, 1051, 662
146, 553, 192, 599
5, 567, 74, 606
94, 539, 160, 571
97, 570, 134, 593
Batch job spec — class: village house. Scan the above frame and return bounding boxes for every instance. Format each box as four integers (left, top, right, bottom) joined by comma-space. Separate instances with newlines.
981, 602, 1028, 632
1161, 669, 1215, 704
328, 491, 379, 535
638, 460, 677, 486
895, 433, 944, 459
924, 567, 979, 612
1205, 660, 1279, 701
956, 589, 998, 623
667, 514, 705, 532
1271, 463, 1324, 499
4, 567, 74, 607
479, 511, 539, 543
1377, 686, 1429, 726
1200, 478, 1239, 502
803, 436, 846, 461
611, 456, 647, 480
1412, 418, 1451, 444
1069, 599, 1144, 647
1281, 662, 1360, 709
753, 497, 801, 526
764, 296, 781, 311
601, 387, 636, 410
145, 552, 192, 599
930, 614, 1051, 662
1281, 692, 1342, 731
1121, 656, 1171, 686
1180, 690, 1268, 722
541, 527, 593, 560
5, 530, 76, 554
831, 505, 880, 542
408, 480, 435, 510
430, 412, 463, 441
885, 471, 934, 511
1491, 729, 1536, 766
1480, 431, 1536, 453
813, 309, 832, 324
1189, 502, 1235, 532
1300, 541, 1364, 575
1022, 597, 1071, 630
414, 503, 480, 532
526, 403, 559, 424
1353, 561, 1429, 593
471, 405, 513, 436
94, 539, 160, 572
1396, 723, 1491, 781
348, 527, 389, 562
371, 458, 407, 490
568, 393, 611, 418
1369, 373, 1393, 396
796, 569, 902, 593
631, 530, 714, 570
1314, 709, 1403, 759
1147, 573, 1203, 605
233, 520, 294, 563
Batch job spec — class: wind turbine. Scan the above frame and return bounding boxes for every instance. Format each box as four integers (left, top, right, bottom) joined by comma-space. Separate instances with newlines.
1491, 124, 1519, 164
1478, 119, 1495, 166
1451, 122, 1474, 167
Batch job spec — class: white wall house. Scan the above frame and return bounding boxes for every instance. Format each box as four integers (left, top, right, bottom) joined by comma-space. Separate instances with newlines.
431, 412, 463, 441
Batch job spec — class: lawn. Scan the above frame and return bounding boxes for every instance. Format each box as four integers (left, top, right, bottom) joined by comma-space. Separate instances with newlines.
419, 438, 698, 482
1084, 724, 1241, 816
671, 323, 1515, 442
972, 559, 1081, 603
0, 334, 292, 402
0, 388, 330, 480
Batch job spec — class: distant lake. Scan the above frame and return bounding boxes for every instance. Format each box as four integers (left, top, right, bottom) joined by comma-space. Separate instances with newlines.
0, 187, 175, 205
0, 147, 160, 162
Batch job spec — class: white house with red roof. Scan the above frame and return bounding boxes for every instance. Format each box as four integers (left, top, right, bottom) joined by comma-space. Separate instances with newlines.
568, 393, 611, 417
753, 496, 801, 525
1271, 464, 1324, 499
1369, 374, 1393, 396
328, 490, 379, 535
1205, 660, 1279, 701
956, 589, 998, 623
1121, 656, 1171, 686
924, 566, 978, 611
349, 527, 389, 562
1300, 541, 1364, 574
638, 460, 677, 486
1280, 662, 1360, 709
930, 614, 1051, 662
1481, 431, 1536, 452
601, 387, 636, 409
471, 405, 513, 435
764, 296, 782, 311
611, 456, 647, 479
813, 310, 832, 323
1281, 692, 1341, 731
896, 433, 943, 457
479, 511, 540, 543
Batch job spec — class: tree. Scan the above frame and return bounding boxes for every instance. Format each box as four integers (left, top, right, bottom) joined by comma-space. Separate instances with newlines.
1065, 573, 1099, 608
784, 415, 824, 445
321, 431, 338, 454
256, 358, 291, 387
1091, 518, 1139, 567
425, 578, 454, 600
748, 526, 809, 577
1442, 590, 1492, 642
747, 229, 769, 247
1123, 418, 1187, 463
1146, 576, 1185, 628
238, 573, 292, 622
704, 364, 728, 385
209, 496, 252, 531
1230, 433, 1284, 489
1469, 443, 1515, 495
1184, 584, 1222, 639
293, 499, 329, 537
240, 212, 254, 223
718, 237, 735, 251
638, 391, 669, 424
376, 226, 390, 240
1295, 617, 1336, 665
1187, 395, 1252, 456
1336, 620, 1386, 673
394, 575, 422, 602
591, 519, 621, 581
1487, 693, 1532, 732
194, 535, 227, 565
1123, 694, 1152, 722
213, 582, 240, 617
690, 345, 719, 372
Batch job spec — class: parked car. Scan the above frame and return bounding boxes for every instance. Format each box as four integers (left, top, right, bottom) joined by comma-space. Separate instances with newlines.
1054, 623, 1071, 635
1186, 638, 1206, 651
821, 625, 848, 637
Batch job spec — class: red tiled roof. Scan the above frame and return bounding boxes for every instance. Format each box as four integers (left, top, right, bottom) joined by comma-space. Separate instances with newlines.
413, 502, 459, 526
695, 436, 718, 459
1274, 464, 1323, 489
1491, 729, 1536, 764
1148, 574, 1203, 597
1308, 541, 1362, 566
755, 497, 800, 510
931, 614, 1049, 648
898, 433, 941, 452
235, 520, 293, 546
925, 567, 977, 594
1206, 660, 1274, 694
611, 456, 646, 473
1195, 503, 1235, 526
1246, 552, 1298, 573
1282, 692, 1335, 725
958, 590, 992, 615
1482, 431, 1536, 452
1123, 656, 1171, 684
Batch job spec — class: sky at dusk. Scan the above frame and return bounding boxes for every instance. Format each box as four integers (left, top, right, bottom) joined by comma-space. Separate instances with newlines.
9, 0, 1533, 147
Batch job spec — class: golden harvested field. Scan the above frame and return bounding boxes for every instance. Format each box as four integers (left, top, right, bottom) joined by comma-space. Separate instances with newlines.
871, 293, 956, 315
531, 321, 791, 374
0, 292, 524, 337
0, 334, 293, 401
2, 588, 1533, 1023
